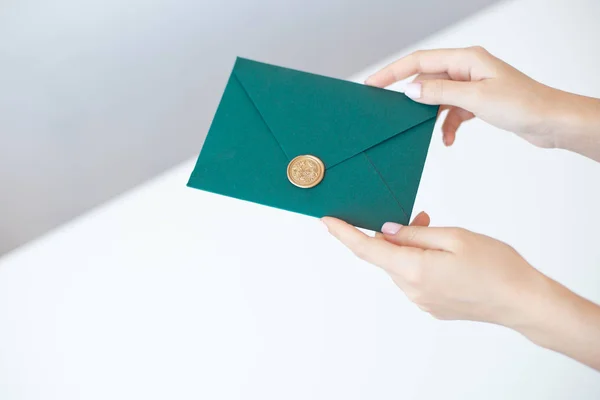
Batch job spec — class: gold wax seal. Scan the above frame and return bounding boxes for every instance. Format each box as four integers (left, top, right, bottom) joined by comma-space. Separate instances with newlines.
287, 155, 325, 189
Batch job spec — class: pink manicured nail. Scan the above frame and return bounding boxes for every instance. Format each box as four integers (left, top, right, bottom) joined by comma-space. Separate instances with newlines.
404, 82, 422, 99
381, 222, 403, 235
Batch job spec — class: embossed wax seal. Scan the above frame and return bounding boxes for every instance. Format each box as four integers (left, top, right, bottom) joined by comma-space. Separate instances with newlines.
287, 155, 325, 189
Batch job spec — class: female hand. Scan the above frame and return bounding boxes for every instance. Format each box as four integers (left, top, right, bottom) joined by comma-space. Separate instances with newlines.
323, 214, 544, 325
366, 46, 600, 161
322, 215, 600, 370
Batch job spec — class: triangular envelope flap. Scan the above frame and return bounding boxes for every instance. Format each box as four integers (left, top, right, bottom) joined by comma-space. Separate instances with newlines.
233, 57, 438, 168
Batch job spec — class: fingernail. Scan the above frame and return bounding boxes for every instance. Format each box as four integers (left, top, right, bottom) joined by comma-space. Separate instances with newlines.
321, 218, 330, 232
364, 76, 374, 85
404, 82, 422, 99
381, 222, 403, 235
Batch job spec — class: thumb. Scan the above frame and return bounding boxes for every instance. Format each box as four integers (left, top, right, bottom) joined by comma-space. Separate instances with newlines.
381, 223, 464, 252
404, 79, 479, 112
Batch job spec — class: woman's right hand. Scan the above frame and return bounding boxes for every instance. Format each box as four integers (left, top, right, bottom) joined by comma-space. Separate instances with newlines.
366, 46, 600, 161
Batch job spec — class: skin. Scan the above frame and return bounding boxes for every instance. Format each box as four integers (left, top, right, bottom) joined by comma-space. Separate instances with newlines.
322, 46, 600, 371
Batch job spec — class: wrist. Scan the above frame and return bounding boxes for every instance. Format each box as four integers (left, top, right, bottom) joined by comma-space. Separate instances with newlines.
505, 275, 567, 347
508, 275, 600, 370
507, 273, 597, 350
542, 88, 600, 158
496, 269, 556, 335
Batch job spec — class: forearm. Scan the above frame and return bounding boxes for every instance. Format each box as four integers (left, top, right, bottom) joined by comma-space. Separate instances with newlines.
513, 275, 600, 370
546, 89, 600, 162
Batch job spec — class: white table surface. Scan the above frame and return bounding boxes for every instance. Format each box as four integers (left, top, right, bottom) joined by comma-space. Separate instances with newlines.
1, 0, 600, 398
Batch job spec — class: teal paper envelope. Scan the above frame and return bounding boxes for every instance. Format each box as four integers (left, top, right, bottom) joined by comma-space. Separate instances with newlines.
187, 57, 438, 231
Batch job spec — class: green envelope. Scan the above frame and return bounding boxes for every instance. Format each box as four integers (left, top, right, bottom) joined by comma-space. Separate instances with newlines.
187, 57, 438, 231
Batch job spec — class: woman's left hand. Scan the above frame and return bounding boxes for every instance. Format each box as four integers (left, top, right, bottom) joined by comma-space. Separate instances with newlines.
322, 213, 600, 370
322, 213, 546, 327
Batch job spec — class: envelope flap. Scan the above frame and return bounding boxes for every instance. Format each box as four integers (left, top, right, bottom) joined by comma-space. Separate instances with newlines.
233, 57, 438, 168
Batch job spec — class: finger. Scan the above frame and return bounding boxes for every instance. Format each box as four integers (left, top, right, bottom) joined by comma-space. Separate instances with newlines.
412, 75, 453, 124
413, 75, 453, 118
381, 224, 462, 252
412, 71, 470, 84
437, 104, 451, 120
412, 73, 470, 124
405, 79, 480, 112
322, 217, 422, 270
364, 212, 429, 241
441, 107, 475, 146
411, 75, 455, 122
412, 72, 450, 83
410, 211, 431, 227
365, 47, 490, 87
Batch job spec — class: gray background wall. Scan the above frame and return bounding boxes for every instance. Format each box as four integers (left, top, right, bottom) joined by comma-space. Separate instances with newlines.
0, 0, 499, 255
